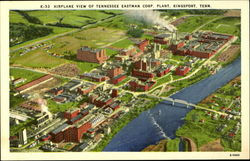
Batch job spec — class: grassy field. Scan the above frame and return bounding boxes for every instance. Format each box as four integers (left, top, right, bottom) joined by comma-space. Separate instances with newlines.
25, 10, 114, 27
111, 38, 134, 48
176, 77, 241, 151
47, 99, 79, 114
11, 49, 67, 68
201, 17, 241, 42
74, 61, 100, 73
154, 75, 172, 87
10, 68, 46, 87
10, 11, 29, 23
49, 27, 126, 54
10, 26, 76, 51
105, 48, 119, 57
176, 109, 240, 151
166, 138, 180, 151
9, 10, 121, 51
177, 16, 219, 32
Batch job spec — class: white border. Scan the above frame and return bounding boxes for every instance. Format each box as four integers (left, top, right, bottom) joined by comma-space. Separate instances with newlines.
1, 1, 249, 160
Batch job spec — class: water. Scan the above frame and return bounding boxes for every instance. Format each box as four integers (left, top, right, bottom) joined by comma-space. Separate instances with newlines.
104, 58, 241, 151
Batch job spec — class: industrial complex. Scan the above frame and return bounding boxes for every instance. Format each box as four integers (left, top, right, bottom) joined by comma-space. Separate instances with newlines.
9, 9, 241, 153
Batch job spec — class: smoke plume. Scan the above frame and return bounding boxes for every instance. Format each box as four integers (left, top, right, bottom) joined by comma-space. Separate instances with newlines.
34, 94, 52, 118
125, 10, 177, 32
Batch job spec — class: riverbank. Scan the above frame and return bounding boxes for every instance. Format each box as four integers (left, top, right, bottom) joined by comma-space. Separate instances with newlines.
91, 96, 160, 151
175, 76, 241, 151
103, 57, 240, 151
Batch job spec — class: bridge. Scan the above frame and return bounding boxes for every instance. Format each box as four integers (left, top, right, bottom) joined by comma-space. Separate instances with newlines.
148, 94, 195, 109
147, 94, 240, 119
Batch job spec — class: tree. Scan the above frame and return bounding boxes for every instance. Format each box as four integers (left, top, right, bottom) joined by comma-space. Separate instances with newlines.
127, 28, 144, 38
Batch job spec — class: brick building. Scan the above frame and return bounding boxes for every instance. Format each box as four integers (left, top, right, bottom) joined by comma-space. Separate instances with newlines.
169, 41, 185, 51
110, 74, 126, 85
175, 66, 190, 76
50, 115, 94, 143
135, 39, 149, 52
15, 75, 53, 94
134, 59, 161, 71
154, 34, 171, 44
129, 80, 156, 91
77, 46, 108, 64
120, 48, 137, 56
156, 65, 173, 77
131, 69, 154, 81
64, 108, 80, 120
80, 73, 108, 82
94, 96, 113, 107
111, 89, 118, 98
107, 66, 123, 78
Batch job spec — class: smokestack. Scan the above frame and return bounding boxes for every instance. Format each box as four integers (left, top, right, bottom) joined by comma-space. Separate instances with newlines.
176, 31, 178, 42
158, 44, 161, 51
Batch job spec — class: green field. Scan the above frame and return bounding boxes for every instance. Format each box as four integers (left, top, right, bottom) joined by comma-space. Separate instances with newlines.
105, 48, 119, 57
154, 75, 172, 87
10, 11, 29, 23
201, 17, 240, 41
49, 27, 126, 54
166, 138, 180, 151
75, 61, 100, 73
111, 38, 134, 48
11, 48, 67, 68
25, 10, 115, 27
176, 109, 240, 151
10, 68, 46, 87
177, 16, 220, 32
10, 26, 75, 51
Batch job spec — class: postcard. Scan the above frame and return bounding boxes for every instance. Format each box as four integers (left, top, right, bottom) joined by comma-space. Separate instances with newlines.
1, 0, 249, 160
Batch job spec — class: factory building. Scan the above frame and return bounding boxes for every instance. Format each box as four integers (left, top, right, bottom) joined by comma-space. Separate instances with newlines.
109, 101, 121, 111
107, 66, 123, 78
156, 65, 173, 77
47, 87, 64, 96
64, 108, 80, 120
154, 33, 172, 44
77, 83, 96, 95
110, 74, 127, 85
170, 32, 235, 59
135, 39, 150, 52
175, 66, 190, 76
50, 114, 94, 143
129, 80, 156, 91
134, 59, 161, 71
19, 128, 27, 145
111, 89, 118, 98
80, 73, 108, 82
77, 46, 108, 64
15, 75, 53, 94
94, 96, 113, 107
120, 47, 137, 56
131, 69, 154, 81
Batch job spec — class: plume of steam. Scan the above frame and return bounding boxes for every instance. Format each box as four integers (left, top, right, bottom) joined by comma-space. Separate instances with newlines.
33, 94, 52, 119
125, 10, 177, 32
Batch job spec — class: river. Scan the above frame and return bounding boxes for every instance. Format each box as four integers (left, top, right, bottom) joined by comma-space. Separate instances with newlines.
103, 57, 241, 151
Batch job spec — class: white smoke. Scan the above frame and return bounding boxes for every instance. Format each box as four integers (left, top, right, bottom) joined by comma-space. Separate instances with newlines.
125, 10, 177, 32
34, 94, 52, 119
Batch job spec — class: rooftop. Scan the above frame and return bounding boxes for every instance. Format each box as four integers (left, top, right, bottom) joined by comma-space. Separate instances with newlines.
79, 46, 101, 53
51, 123, 70, 134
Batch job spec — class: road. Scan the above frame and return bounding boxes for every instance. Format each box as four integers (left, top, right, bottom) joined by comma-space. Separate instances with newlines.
10, 15, 120, 53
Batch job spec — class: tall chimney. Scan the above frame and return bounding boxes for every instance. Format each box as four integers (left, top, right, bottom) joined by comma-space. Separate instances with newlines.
176, 31, 178, 42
